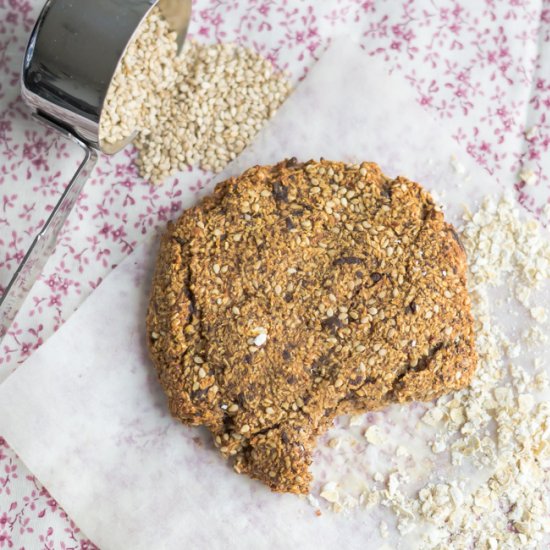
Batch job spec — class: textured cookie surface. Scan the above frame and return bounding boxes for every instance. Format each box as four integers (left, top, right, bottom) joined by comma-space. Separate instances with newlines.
146, 159, 477, 494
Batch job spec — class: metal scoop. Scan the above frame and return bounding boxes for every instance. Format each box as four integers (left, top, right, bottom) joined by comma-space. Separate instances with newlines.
0, 0, 191, 340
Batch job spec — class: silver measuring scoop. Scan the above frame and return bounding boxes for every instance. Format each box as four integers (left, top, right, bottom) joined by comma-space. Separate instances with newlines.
0, 0, 191, 340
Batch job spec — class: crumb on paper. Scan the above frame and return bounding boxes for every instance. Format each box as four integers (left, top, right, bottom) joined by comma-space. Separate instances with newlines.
530, 306, 547, 324
364, 425, 384, 445
349, 414, 363, 427
422, 406, 444, 426
307, 494, 320, 508
396, 445, 409, 458
519, 167, 537, 186
450, 154, 466, 174
517, 394, 535, 412
532, 370, 549, 391
431, 436, 447, 454
525, 126, 538, 140
373, 472, 385, 483
515, 285, 531, 307
320, 482, 340, 504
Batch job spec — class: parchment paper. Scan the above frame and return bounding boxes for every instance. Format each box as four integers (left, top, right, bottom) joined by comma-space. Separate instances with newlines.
0, 40, 537, 549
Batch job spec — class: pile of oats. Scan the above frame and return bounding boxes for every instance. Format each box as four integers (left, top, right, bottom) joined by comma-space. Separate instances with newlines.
99, 7, 291, 183
313, 195, 550, 549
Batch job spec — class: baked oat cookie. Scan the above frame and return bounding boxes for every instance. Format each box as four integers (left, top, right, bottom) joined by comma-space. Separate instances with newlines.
146, 159, 477, 494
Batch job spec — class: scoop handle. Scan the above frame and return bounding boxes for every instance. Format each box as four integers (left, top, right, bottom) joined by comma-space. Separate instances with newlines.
0, 115, 97, 341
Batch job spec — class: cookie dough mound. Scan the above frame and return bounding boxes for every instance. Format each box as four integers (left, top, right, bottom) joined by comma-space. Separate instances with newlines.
147, 159, 477, 494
